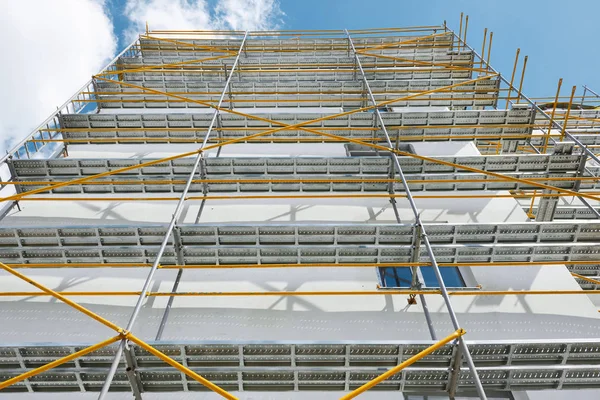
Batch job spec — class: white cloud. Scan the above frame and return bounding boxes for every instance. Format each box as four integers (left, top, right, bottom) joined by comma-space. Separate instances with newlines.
124, 0, 284, 42
0, 0, 116, 155
0, 0, 285, 156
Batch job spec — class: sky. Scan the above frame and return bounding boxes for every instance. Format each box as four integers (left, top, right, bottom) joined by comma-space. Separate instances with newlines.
1, 0, 599, 155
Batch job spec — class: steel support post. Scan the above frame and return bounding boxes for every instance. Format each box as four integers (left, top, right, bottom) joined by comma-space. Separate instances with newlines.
124, 344, 143, 400
447, 340, 464, 399
97, 32, 249, 400
345, 29, 485, 398
155, 228, 186, 340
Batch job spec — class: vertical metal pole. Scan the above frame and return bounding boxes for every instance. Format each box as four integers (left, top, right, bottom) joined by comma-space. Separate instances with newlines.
97, 32, 249, 400
560, 86, 577, 142
345, 29, 487, 399
458, 13, 463, 51
543, 79, 562, 153
580, 85, 588, 108
485, 32, 493, 71
505, 48, 520, 109
462, 15, 469, 51
516, 55, 528, 103
480, 28, 487, 70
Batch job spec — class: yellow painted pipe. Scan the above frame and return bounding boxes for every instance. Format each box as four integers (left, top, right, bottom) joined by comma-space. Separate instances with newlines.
0, 262, 123, 333
1, 290, 598, 297
127, 333, 239, 400
560, 86, 577, 142
0, 335, 122, 391
6, 260, 600, 270
339, 329, 465, 399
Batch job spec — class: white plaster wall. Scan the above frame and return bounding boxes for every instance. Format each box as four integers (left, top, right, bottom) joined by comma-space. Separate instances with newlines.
0, 141, 598, 347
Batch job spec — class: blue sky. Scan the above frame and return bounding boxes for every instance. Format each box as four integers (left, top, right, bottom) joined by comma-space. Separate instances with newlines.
104, 0, 600, 99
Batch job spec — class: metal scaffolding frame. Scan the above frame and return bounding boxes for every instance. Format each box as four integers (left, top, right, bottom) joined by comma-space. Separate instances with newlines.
1, 19, 600, 399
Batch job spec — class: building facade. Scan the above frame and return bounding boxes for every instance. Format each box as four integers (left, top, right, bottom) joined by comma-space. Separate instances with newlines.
1, 23, 600, 399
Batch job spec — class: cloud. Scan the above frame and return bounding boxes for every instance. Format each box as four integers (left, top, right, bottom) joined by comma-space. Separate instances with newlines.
124, 0, 284, 42
0, 0, 116, 156
0, 0, 285, 156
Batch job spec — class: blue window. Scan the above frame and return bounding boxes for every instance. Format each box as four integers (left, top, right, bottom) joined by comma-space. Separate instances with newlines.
379, 266, 465, 288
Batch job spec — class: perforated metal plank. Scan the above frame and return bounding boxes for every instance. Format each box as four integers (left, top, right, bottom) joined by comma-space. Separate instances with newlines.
137, 34, 455, 57
1, 222, 600, 265
13, 154, 583, 179
121, 51, 474, 69
119, 68, 474, 83
59, 108, 534, 143
134, 43, 463, 61
534, 109, 600, 130
1, 339, 599, 393
14, 171, 581, 194
98, 77, 498, 91
526, 206, 600, 220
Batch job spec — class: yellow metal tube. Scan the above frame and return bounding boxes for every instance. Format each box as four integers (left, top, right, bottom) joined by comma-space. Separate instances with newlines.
339, 329, 465, 399
543, 78, 563, 153
560, 86, 577, 141
127, 333, 239, 400
462, 15, 469, 50
2, 290, 599, 297
20, 191, 600, 202
0, 335, 122, 391
458, 13, 464, 51
7, 260, 600, 270
13, 76, 488, 202
480, 28, 487, 69
516, 55, 528, 102
486, 32, 493, 70
505, 48, 520, 108
571, 273, 600, 286
0, 262, 123, 333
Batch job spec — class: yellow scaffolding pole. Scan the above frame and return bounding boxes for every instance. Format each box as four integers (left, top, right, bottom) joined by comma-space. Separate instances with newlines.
543, 78, 562, 153
18, 192, 600, 202
7, 260, 600, 270
0, 262, 123, 332
560, 86, 577, 141
0, 335, 123, 391
2, 289, 599, 297
339, 329, 465, 399
0, 262, 239, 397
505, 48, 520, 108
3, 73, 495, 203
126, 334, 238, 400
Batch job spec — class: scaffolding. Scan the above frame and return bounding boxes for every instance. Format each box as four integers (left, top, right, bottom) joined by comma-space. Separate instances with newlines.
1, 17, 600, 399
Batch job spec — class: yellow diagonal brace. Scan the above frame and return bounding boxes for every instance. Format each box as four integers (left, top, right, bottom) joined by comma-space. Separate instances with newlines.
571, 273, 600, 286
95, 53, 237, 77
0, 149, 200, 202
280, 126, 600, 203
8, 74, 497, 202
0, 335, 122, 391
140, 34, 238, 54
0, 262, 123, 333
127, 333, 238, 399
362, 31, 450, 51
339, 329, 465, 399
356, 50, 489, 73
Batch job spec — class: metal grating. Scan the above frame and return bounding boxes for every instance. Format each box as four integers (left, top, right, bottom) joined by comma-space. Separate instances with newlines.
1, 222, 600, 267
12, 172, 580, 194
0, 339, 599, 393
13, 154, 584, 177
59, 108, 534, 143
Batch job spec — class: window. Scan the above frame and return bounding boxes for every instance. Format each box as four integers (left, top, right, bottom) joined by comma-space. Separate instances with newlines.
379, 266, 465, 288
